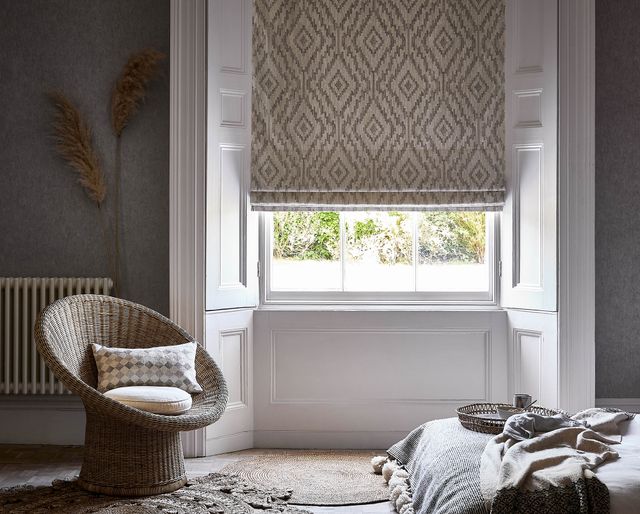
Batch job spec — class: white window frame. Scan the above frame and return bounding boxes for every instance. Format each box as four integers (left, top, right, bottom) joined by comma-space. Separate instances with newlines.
259, 211, 500, 306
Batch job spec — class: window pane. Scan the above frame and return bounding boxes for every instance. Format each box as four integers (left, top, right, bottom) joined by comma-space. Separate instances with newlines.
416, 212, 489, 292
344, 212, 414, 291
271, 212, 342, 291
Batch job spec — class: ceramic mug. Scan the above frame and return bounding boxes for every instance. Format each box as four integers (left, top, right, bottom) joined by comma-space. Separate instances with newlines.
513, 393, 532, 409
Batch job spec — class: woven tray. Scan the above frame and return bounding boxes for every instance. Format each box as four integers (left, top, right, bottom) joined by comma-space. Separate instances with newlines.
456, 402, 564, 434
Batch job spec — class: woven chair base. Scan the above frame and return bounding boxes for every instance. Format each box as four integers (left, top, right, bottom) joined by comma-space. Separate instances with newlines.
78, 411, 187, 496
77, 476, 188, 496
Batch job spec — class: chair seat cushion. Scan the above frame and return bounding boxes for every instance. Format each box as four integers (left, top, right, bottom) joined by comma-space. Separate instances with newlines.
104, 386, 192, 415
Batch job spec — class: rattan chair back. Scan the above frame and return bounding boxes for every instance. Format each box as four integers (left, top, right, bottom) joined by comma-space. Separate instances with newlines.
34, 294, 228, 496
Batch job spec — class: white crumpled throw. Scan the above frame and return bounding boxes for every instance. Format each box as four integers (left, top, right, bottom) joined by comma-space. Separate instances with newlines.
481, 409, 633, 502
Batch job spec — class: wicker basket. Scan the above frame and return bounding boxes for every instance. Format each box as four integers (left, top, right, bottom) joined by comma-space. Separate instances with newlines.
456, 403, 564, 434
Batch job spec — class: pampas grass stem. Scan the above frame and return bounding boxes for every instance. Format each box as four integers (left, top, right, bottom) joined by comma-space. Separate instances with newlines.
47, 48, 164, 300
99, 204, 119, 297
114, 137, 122, 298
111, 49, 164, 300
48, 92, 118, 295
110, 48, 165, 299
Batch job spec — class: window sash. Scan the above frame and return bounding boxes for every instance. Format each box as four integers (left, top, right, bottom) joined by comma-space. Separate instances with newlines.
260, 213, 498, 306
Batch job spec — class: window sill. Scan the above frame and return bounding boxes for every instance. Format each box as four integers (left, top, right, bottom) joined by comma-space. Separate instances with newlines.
256, 301, 503, 312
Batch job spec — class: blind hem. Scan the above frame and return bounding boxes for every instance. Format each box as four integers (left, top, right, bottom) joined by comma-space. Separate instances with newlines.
250, 190, 505, 212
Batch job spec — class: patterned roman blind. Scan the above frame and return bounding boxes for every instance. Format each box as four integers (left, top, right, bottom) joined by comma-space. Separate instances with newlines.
251, 0, 505, 211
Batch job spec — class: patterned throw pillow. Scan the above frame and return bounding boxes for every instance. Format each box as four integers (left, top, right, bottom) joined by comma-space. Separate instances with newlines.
91, 342, 203, 393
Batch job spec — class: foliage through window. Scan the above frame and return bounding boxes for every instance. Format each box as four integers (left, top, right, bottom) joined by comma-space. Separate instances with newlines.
268, 211, 492, 297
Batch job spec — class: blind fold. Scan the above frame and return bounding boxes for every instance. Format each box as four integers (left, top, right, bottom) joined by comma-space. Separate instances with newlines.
251, 0, 505, 212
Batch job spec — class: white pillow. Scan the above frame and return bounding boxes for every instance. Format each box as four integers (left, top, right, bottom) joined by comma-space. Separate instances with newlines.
105, 386, 192, 415
91, 342, 202, 393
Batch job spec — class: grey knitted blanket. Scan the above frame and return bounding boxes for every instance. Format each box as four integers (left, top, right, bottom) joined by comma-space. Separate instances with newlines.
387, 417, 491, 514
388, 412, 627, 514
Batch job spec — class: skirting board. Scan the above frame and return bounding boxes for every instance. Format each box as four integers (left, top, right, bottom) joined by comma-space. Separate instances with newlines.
207, 431, 254, 455
254, 430, 409, 450
0, 395, 84, 411
0, 397, 85, 445
595, 398, 640, 413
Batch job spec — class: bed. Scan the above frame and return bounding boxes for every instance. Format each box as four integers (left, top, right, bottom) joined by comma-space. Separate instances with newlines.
387, 415, 640, 514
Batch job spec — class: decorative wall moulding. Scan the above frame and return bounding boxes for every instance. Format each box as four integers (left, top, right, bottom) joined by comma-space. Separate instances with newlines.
218, 327, 250, 411
220, 90, 246, 128
268, 327, 492, 406
514, 89, 544, 128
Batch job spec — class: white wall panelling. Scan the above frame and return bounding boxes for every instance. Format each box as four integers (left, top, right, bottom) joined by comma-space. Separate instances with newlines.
221, 329, 249, 410
205, 309, 254, 454
206, 0, 257, 311
507, 310, 558, 409
170, 0, 208, 458
500, 0, 564, 414
501, 0, 557, 311
170, 0, 207, 352
514, 0, 544, 73
512, 144, 544, 289
514, 332, 542, 398
514, 89, 543, 129
218, 0, 247, 74
557, 0, 596, 413
171, 0, 255, 456
203, 0, 256, 455
502, 0, 597, 414
220, 90, 246, 128
218, 145, 245, 288
253, 310, 507, 448
270, 330, 490, 404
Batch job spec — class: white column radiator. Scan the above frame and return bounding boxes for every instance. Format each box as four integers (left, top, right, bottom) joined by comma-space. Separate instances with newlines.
0, 277, 113, 395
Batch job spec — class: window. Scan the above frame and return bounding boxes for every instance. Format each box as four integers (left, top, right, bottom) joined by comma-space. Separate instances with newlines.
262, 211, 497, 304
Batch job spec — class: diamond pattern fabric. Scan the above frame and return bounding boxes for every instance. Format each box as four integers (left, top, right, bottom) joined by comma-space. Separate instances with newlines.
91, 342, 203, 393
251, 0, 505, 211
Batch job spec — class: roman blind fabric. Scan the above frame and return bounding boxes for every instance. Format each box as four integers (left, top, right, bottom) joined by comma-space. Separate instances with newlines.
251, 0, 505, 211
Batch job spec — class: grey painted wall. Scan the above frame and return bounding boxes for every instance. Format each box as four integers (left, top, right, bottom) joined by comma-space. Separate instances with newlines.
0, 0, 170, 315
596, 2, 640, 398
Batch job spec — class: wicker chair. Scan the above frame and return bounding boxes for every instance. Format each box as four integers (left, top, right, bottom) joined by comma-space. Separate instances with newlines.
35, 294, 228, 496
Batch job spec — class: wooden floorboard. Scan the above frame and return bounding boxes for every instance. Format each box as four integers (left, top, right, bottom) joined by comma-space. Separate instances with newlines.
0, 445, 394, 513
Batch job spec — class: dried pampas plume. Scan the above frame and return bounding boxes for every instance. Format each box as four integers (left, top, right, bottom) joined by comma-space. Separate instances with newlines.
48, 92, 106, 205
111, 48, 165, 137
48, 91, 115, 294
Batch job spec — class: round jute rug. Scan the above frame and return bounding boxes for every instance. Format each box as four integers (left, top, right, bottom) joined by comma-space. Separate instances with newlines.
221, 450, 389, 506
0, 473, 311, 514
